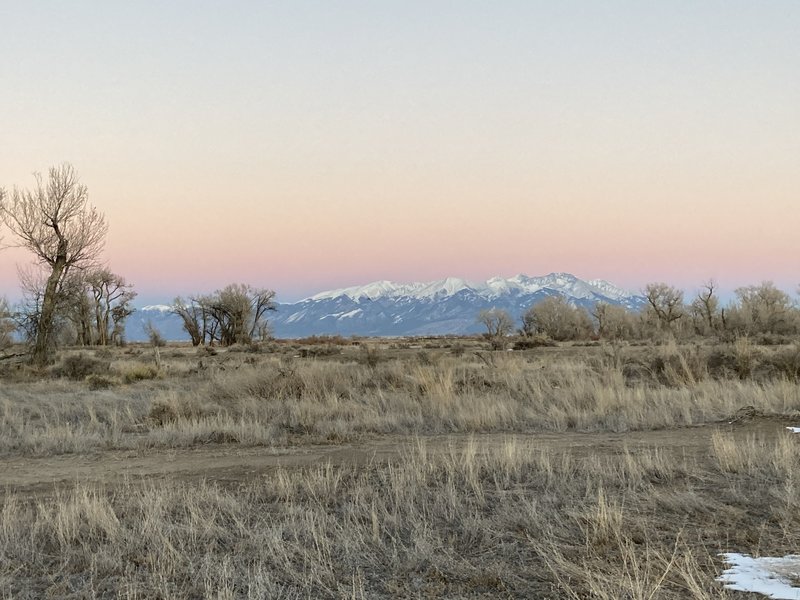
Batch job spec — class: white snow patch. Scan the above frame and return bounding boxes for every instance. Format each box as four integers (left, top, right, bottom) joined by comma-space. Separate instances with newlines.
718, 553, 800, 599
787, 427, 800, 434
141, 305, 172, 313
301, 273, 641, 304
286, 311, 306, 324
337, 309, 362, 320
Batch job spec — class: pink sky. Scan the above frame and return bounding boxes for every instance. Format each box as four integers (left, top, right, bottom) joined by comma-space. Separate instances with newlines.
0, 3, 798, 303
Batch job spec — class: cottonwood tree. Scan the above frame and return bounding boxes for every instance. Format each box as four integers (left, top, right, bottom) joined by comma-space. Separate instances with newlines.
592, 301, 637, 340
729, 282, 796, 336
201, 284, 276, 346
86, 269, 136, 345
643, 283, 685, 333
521, 296, 593, 341
477, 308, 514, 349
59, 271, 94, 345
15, 266, 135, 347
690, 279, 720, 334
0, 298, 15, 350
0, 164, 107, 364
13, 265, 73, 345
172, 296, 211, 346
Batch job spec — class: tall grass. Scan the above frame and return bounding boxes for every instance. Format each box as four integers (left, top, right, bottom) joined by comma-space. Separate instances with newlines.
4, 435, 799, 598
2, 344, 800, 456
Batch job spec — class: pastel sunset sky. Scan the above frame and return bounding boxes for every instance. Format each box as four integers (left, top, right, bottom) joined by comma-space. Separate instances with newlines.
1, 1, 798, 304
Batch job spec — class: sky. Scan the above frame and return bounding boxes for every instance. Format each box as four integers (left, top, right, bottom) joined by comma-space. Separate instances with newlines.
0, 1, 798, 304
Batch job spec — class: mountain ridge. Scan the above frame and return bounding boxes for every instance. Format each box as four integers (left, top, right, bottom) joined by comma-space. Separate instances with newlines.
125, 272, 646, 341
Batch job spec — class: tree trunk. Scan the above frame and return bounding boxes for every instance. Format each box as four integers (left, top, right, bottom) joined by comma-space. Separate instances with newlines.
32, 257, 67, 366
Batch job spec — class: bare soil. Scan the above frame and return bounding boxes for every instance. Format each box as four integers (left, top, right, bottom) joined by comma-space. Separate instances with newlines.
3, 415, 792, 497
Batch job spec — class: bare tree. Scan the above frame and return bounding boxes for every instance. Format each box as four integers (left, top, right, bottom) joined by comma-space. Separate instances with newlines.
0, 164, 107, 364
86, 269, 136, 345
690, 279, 720, 334
206, 284, 277, 346
593, 301, 638, 340
0, 298, 15, 351
172, 296, 210, 346
731, 282, 795, 335
59, 271, 95, 345
477, 308, 514, 349
643, 283, 685, 332
522, 296, 593, 341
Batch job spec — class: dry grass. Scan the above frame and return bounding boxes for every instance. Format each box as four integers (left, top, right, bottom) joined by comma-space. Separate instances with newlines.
2, 340, 800, 597
1, 342, 799, 456
3, 435, 799, 598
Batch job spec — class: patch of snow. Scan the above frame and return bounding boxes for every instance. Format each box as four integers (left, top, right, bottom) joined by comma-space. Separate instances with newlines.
286, 310, 306, 324
414, 277, 475, 298
309, 280, 404, 301
786, 427, 800, 434
587, 279, 636, 300
301, 273, 640, 305
718, 553, 800, 599
337, 309, 362, 320
140, 304, 172, 313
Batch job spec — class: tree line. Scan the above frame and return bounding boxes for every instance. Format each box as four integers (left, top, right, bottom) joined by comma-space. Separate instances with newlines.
2, 164, 798, 364
478, 279, 800, 346
0, 164, 275, 365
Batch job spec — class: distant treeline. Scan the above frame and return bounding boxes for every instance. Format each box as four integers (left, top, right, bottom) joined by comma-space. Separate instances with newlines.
478, 281, 800, 344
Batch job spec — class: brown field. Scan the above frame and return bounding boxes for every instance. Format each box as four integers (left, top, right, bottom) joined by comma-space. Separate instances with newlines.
2, 338, 800, 598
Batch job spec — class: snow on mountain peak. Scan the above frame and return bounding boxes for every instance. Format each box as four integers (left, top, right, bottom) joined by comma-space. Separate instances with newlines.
140, 304, 173, 313
586, 279, 634, 301
303, 273, 638, 304
309, 280, 403, 301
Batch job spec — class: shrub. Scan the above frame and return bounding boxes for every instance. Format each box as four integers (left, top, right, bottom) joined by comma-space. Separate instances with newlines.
148, 398, 179, 425
120, 364, 162, 384
647, 346, 706, 387
358, 345, 382, 368
450, 343, 466, 357
144, 321, 167, 347
298, 345, 342, 358
759, 345, 800, 381
706, 349, 739, 380
295, 335, 353, 346
513, 336, 556, 350
53, 353, 110, 381
86, 373, 116, 390
94, 347, 113, 359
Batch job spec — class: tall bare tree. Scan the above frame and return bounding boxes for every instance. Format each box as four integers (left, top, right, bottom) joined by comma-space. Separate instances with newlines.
732, 282, 795, 335
0, 298, 15, 351
521, 296, 593, 341
205, 284, 277, 346
0, 164, 107, 364
172, 295, 211, 346
477, 308, 514, 349
690, 279, 720, 333
86, 269, 136, 345
643, 283, 685, 332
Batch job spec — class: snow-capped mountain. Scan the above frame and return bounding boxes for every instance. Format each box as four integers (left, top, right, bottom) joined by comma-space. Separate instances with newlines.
126, 273, 645, 340
270, 273, 644, 337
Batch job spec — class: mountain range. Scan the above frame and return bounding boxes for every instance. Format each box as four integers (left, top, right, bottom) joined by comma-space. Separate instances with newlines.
125, 273, 646, 341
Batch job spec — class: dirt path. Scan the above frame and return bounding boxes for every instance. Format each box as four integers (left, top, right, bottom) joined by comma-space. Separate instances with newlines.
1, 417, 794, 496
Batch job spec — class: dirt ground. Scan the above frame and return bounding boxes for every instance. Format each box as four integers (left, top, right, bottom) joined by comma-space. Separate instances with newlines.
3, 415, 794, 498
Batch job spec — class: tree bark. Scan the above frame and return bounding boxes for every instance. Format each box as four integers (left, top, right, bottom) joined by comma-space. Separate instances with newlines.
32, 255, 66, 366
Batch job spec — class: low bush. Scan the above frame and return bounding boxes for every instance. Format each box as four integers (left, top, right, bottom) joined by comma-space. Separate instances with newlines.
86, 374, 116, 390
759, 345, 800, 381
119, 364, 162, 384
513, 336, 556, 350
53, 353, 110, 381
298, 345, 342, 358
